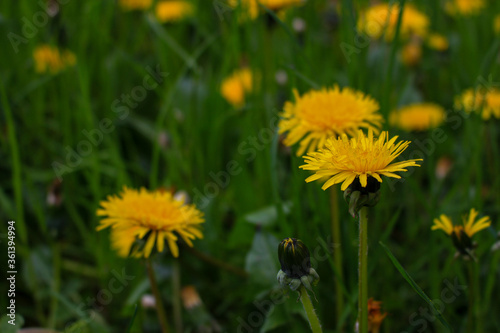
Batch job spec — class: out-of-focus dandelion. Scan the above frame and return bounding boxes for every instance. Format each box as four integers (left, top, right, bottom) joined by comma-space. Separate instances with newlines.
155, 1, 194, 23
220, 68, 254, 108
432, 208, 491, 257
401, 41, 422, 67
494, 15, 500, 34
426, 33, 449, 51
357, 3, 429, 41
390, 103, 446, 132
445, 0, 485, 16
229, 0, 305, 21
368, 298, 387, 333
119, 0, 152, 11
279, 86, 382, 156
455, 88, 500, 120
33, 45, 76, 74
96, 186, 204, 258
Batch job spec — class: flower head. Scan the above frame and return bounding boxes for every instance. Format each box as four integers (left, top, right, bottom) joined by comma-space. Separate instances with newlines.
401, 41, 422, 67
390, 103, 446, 132
229, 0, 304, 21
97, 186, 204, 258
426, 33, 449, 51
455, 88, 500, 120
155, 1, 194, 23
432, 208, 492, 255
445, 0, 485, 16
220, 68, 254, 108
368, 298, 387, 333
279, 86, 382, 156
119, 0, 152, 10
495, 15, 500, 35
357, 3, 429, 41
301, 130, 422, 191
33, 45, 76, 74
277, 238, 319, 291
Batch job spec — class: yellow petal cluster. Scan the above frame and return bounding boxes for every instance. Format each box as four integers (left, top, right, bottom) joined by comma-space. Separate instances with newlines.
455, 88, 500, 120
33, 45, 76, 74
432, 208, 491, 238
229, 0, 304, 21
390, 103, 446, 132
155, 1, 194, 23
301, 130, 422, 191
426, 33, 449, 51
279, 86, 382, 156
119, 0, 152, 11
445, 0, 485, 16
96, 186, 204, 258
220, 68, 254, 108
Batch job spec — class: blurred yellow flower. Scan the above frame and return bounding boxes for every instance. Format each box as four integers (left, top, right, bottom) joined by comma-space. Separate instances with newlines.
155, 1, 194, 23
97, 186, 204, 258
368, 298, 387, 333
390, 103, 446, 131
119, 0, 152, 10
33, 45, 76, 74
220, 68, 253, 108
494, 15, 500, 34
279, 86, 382, 156
455, 88, 500, 120
426, 33, 449, 51
229, 0, 304, 20
357, 3, 429, 41
401, 41, 422, 67
445, 0, 485, 16
301, 130, 422, 191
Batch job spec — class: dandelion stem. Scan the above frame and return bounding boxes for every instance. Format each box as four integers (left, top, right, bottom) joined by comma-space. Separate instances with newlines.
358, 207, 369, 333
146, 259, 170, 333
330, 188, 345, 327
299, 285, 323, 333
172, 259, 183, 333
467, 260, 483, 333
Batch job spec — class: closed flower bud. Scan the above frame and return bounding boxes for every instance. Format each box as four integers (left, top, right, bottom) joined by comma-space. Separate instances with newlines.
277, 238, 320, 291
344, 177, 381, 217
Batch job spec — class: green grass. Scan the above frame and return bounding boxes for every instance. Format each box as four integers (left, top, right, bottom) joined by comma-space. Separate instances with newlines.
1, 0, 500, 332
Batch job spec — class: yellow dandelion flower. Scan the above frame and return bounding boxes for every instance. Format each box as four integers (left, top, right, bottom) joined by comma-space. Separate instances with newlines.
445, 0, 485, 16
357, 3, 429, 41
119, 0, 152, 10
455, 88, 500, 120
220, 68, 253, 108
279, 86, 382, 157
229, 0, 304, 21
401, 41, 422, 67
155, 1, 194, 23
426, 33, 449, 51
96, 186, 204, 258
33, 44, 76, 74
494, 15, 500, 34
390, 103, 446, 132
300, 130, 422, 191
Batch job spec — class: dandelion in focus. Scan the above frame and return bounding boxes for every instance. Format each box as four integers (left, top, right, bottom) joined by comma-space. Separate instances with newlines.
96, 186, 204, 258
220, 68, 254, 108
455, 88, 500, 120
119, 0, 152, 10
155, 1, 194, 23
357, 3, 429, 41
279, 86, 382, 156
33, 45, 76, 74
389, 103, 446, 132
445, 0, 485, 16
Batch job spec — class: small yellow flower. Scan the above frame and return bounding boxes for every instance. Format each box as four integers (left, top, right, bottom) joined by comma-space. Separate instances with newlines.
494, 15, 500, 34
119, 0, 152, 11
401, 41, 422, 67
279, 86, 382, 156
229, 0, 304, 21
368, 298, 387, 333
445, 0, 485, 16
220, 68, 253, 108
96, 186, 204, 258
357, 3, 429, 41
301, 130, 422, 191
390, 103, 446, 132
155, 1, 194, 23
455, 88, 500, 120
426, 33, 449, 51
33, 45, 76, 74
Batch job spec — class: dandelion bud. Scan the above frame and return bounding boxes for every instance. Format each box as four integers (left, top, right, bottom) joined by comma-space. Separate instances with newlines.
277, 238, 319, 291
344, 177, 381, 217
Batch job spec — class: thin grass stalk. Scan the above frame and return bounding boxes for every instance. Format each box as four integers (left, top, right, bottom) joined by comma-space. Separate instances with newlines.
146, 259, 170, 333
330, 188, 345, 328
358, 207, 369, 333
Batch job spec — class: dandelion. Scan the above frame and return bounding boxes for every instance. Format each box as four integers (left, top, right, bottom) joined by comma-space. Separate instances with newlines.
33, 45, 76, 74
368, 298, 387, 333
455, 88, 500, 120
390, 103, 446, 132
301, 130, 422, 191
96, 186, 204, 258
119, 0, 152, 10
279, 86, 382, 156
229, 0, 305, 21
426, 33, 449, 51
494, 15, 500, 34
357, 3, 429, 41
445, 0, 485, 16
220, 68, 254, 108
432, 208, 491, 255
401, 41, 422, 67
155, 1, 194, 23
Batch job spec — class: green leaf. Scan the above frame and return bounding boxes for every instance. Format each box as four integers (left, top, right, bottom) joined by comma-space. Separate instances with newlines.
245, 231, 279, 287
0, 314, 23, 332
380, 242, 453, 332
244, 203, 292, 227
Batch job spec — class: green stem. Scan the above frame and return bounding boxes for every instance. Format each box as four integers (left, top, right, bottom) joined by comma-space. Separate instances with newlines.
358, 207, 369, 333
467, 261, 483, 333
330, 188, 344, 328
146, 259, 170, 333
299, 285, 323, 333
172, 259, 183, 333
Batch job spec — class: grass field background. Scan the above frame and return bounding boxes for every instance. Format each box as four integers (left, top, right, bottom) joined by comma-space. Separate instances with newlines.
1, 0, 500, 332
